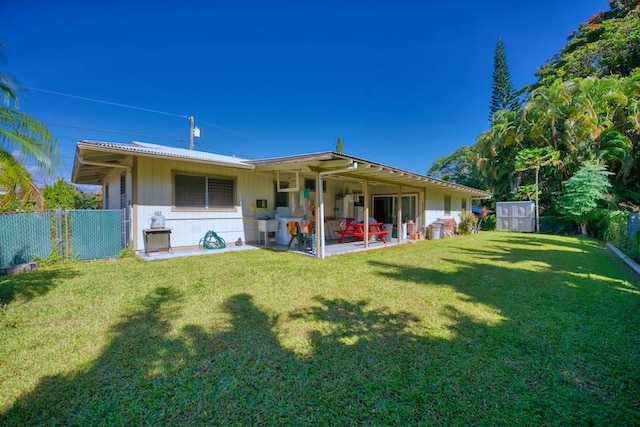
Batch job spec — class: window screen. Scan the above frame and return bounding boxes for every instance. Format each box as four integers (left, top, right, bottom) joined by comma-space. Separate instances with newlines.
174, 174, 235, 208
208, 178, 234, 207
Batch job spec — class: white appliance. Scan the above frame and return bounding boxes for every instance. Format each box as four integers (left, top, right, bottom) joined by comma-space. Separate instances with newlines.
275, 207, 303, 246
256, 219, 278, 246
335, 194, 362, 219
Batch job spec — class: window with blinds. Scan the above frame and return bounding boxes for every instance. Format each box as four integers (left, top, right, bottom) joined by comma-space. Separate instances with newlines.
174, 173, 235, 208
444, 195, 452, 215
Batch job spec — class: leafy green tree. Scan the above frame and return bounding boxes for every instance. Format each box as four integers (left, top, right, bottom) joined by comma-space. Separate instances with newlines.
521, 73, 638, 203
427, 146, 486, 189
536, 3, 640, 84
43, 178, 83, 209
515, 147, 561, 232
558, 162, 613, 235
79, 192, 101, 209
489, 38, 519, 120
471, 1, 640, 216
0, 42, 56, 211
335, 137, 344, 154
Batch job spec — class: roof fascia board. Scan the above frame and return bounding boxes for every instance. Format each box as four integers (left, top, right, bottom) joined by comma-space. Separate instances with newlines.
77, 142, 255, 170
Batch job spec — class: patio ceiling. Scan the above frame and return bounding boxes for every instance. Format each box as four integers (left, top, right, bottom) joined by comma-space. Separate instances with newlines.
250, 152, 491, 197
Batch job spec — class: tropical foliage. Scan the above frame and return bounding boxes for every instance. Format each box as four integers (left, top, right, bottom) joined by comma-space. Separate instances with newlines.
557, 162, 613, 235
515, 147, 561, 232
445, 1, 640, 235
0, 42, 56, 211
426, 145, 486, 189
536, 1, 640, 84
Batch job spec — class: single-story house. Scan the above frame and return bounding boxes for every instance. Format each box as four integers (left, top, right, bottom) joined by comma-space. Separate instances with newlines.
71, 140, 491, 258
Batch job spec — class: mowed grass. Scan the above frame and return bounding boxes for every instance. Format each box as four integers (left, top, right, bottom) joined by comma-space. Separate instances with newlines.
0, 232, 638, 425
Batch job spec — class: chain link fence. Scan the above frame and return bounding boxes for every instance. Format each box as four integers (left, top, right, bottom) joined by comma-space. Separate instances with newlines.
605, 211, 640, 263
0, 209, 127, 269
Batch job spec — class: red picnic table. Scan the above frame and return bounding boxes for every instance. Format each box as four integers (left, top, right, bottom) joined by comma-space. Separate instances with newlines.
336, 221, 390, 243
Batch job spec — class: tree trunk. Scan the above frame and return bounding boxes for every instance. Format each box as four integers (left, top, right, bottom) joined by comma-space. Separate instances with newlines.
580, 222, 588, 235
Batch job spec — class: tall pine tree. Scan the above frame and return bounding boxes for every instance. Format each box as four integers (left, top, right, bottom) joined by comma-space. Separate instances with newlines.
489, 38, 519, 121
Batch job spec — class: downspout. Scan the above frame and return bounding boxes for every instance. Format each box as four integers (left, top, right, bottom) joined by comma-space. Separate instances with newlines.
318, 162, 358, 259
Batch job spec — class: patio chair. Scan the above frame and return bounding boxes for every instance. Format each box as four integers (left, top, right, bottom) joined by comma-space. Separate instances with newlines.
286, 221, 313, 251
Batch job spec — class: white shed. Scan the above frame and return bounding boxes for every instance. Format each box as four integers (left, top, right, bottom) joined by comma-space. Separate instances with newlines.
496, 201, 535, 232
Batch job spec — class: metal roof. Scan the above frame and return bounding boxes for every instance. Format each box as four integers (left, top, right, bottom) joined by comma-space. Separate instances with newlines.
72, 140, 254, 184
71, 140, 492, 198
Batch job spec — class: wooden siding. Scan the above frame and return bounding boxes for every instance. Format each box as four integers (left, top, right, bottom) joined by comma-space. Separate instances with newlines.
133, 157, 275, 251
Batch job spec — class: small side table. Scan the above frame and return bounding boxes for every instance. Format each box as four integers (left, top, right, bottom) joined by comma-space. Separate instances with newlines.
143, 228, 173, 256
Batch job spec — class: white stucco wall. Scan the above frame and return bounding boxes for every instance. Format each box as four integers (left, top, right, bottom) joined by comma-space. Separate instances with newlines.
423, 189, 469, 227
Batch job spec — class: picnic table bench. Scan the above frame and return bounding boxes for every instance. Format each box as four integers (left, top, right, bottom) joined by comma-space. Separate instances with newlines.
336, 221, 390, 243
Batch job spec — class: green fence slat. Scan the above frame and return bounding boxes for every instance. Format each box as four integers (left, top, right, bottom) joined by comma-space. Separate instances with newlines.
0, 212, 52, 268
69, 210, 123, 260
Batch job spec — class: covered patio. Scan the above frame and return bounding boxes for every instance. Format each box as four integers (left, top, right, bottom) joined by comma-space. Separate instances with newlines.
140, 233, 408, 261
249, 152, 490, 259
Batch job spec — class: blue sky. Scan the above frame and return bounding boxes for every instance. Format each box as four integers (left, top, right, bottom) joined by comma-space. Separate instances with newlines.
2, 0, 608, 185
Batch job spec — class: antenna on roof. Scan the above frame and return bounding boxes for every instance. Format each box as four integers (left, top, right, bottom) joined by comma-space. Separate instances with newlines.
188, 116, 200, 150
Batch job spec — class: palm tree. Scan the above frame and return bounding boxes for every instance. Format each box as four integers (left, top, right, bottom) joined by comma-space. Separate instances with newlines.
0, 42, 56, 210
515, 146, 561, 232
475, 109, 525, 199
0, 154, 43, 211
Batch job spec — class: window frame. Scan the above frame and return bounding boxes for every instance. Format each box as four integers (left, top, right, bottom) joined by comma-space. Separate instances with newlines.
444, 195, 452, 216
274, 181, 289, 207
173, 172, 237, 211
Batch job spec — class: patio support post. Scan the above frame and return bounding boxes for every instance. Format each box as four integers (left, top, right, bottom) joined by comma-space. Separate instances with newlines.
396, 187, 403, 243
318, 162, 358, 258
423, 188, 428, 236
363, 180, 369, 248
316, 172, 323, 258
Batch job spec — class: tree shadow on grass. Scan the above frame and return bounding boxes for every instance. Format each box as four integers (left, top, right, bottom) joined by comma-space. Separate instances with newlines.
1, 235, 638, 425
0, 266, 78, 305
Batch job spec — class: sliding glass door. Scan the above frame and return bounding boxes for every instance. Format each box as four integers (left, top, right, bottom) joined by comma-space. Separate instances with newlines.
372, 194, 417, 223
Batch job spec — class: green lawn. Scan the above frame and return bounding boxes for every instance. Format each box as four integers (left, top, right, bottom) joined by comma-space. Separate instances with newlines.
1, 232, 638, 425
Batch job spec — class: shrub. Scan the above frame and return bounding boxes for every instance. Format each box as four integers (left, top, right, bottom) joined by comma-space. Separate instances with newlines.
480, 214, 496, 231
539, 216, 578, 235
458, 211, 479, 235
118, 247, 136, 259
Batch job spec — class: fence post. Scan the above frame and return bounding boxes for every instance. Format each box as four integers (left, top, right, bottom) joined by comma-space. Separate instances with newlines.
65, 210, 71, 259
121, 208, 129, 248
55, 209, 63, 258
